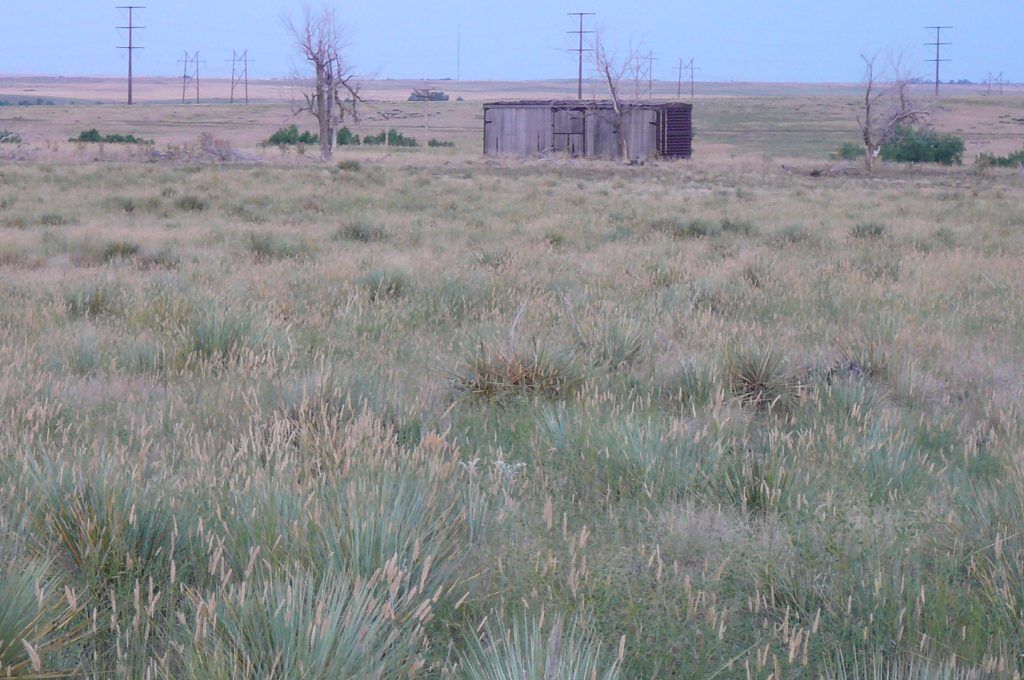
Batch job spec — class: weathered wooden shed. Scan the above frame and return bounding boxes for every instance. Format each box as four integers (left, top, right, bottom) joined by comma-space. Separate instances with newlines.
483, 100, 692, 160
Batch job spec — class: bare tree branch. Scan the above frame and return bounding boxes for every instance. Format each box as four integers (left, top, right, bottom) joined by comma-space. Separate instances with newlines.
857, 53, 929, 171
285, 5, 364, 161
591, 29, 640, 162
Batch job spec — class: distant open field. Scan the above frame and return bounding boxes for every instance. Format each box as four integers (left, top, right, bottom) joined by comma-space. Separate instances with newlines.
1, 77, 1024, 677
3, 76, 1024, 158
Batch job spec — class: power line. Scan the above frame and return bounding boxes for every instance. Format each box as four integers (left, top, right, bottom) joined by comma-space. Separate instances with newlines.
567, 12, 595, 100
925, 26, 952, 96
116, 5, 144, 105
227, 50, 254, 104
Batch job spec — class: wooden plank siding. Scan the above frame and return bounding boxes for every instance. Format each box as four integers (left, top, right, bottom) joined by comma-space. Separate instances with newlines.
483, 100, 692, 161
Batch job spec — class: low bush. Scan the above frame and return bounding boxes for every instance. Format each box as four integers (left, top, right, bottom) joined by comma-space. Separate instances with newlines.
0, 129, 21, 144
976, 148, 1024, 167
266, 125, 319, 146
336, 126, 360, 146
834, 141, 866, 160
428, 138, 455, 148
70, 129, 151, 144
363, 129, 418, 147
880, 126, 964, 165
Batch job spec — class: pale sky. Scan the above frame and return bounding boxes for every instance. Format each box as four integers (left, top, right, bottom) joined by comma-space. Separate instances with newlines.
0, 1, 1020, 83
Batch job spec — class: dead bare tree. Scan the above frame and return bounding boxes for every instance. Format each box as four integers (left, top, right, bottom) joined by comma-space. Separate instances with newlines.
592, 31, 640, 162
286, 6, 362, 161
858, 54, 929, 171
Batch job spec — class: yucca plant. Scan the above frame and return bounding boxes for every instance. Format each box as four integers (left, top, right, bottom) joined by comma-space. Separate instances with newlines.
0, 561, 80, 677
724, 346, 800, 411
190, 570, 427, 679
450, 340, 584, 402
314, 469, 466, 617
458, 614, 622, 680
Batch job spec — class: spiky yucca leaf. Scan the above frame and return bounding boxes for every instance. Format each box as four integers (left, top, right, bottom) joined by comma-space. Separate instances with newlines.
458, 614, 622, 680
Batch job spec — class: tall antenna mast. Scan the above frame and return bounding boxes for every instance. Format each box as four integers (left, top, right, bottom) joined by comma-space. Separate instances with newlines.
116, 5, 145, 105
925, 26, 952, 96
567, 12, 595, 100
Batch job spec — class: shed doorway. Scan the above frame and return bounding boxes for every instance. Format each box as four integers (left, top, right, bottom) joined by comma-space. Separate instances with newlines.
553, 108, 587, 157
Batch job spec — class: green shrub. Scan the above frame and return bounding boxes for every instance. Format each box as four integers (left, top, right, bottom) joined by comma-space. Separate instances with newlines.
70, 129, 151, 144
880, 126, 964, 165
336, 159, 362, 171
335, 126, 360, 146
835, 141, 866, 160
0, 129, 21, 144
363, 129, 418, 147
266, 125, 319, 146
428, 138, 455, 148
976, 148, 1024, 167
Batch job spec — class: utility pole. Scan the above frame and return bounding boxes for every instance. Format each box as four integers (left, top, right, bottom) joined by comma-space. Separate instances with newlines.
116, 5, 145, 105
194, 53, 206, 103
674, 58, 684, 98
179, 51, 192, 104
227, 50, 253, 104
567, 12, 595, 100
925, 26, 952, 96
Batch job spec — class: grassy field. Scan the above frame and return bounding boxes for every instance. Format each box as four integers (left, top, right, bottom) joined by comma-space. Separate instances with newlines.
1, 81, 1024, 678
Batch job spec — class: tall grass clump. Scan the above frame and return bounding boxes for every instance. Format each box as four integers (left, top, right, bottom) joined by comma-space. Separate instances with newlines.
179, 304, 265, 366
244, 231, 309, 262
450, 341, 584, 402
63, 279, 125, 318
335, 218, 387, 243
358, 268, 411, 301
849, 222, 889, 239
